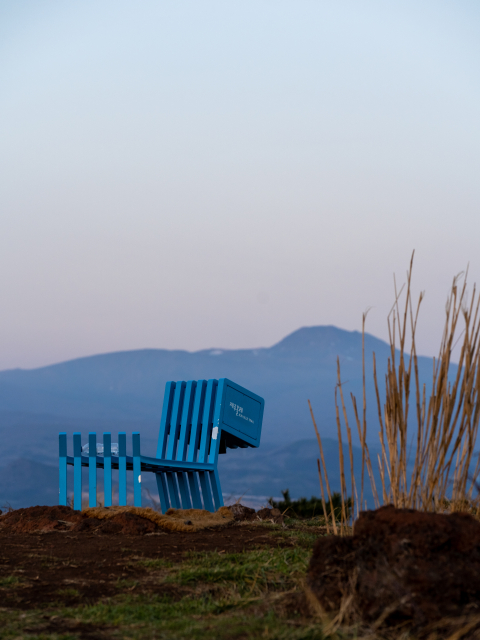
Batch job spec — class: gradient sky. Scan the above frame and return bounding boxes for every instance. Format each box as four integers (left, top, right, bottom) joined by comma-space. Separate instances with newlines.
1, 1, 479, 370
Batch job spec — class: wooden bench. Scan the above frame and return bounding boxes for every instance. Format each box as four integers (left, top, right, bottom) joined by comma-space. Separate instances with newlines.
59, 378, 264, 512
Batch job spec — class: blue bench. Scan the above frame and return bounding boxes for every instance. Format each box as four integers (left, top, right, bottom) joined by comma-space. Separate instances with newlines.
59, 378, 264, 512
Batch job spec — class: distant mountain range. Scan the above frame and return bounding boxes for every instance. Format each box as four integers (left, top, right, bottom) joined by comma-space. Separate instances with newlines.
0, 325, 436, 508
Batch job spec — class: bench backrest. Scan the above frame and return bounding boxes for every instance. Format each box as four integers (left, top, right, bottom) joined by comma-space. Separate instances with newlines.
156, 378, 264, 465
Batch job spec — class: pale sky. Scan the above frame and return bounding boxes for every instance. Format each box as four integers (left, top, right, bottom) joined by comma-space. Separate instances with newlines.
1, 1, 480, 370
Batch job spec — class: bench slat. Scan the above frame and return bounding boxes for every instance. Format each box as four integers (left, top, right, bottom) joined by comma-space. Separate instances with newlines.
88, 433, 97, 508
166, 472, 181, 508
156, 472, 170, 512
198, 379, 216, 464
103, 433, 112, 507
59, 433, 67, 506
133, 432, 141, 507
199, 470, 214, 511
166, 381, 185, 460
210, 468, 223, 511
187, 380, 206, 463
177, 472, 192, 508
73, 433, 82, 510
157, 381, 175, 459
177, 380, 196, 461
187, 470, 202, 509
119, 432, 127, 506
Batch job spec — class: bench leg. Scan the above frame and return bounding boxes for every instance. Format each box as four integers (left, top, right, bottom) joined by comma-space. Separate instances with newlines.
103, 433, 112, 507
119, 432, 127, 506
188, 472, 202, 509
155, 473, 170, 513
88, 433, 97, 508
133, 432, 142, 507
177, 472, 192, 509
210, 469, 223, 510
59, 433, 67, 506
199, 471, 214, 512
166, 472, 181, 509
73, 433, 82, 511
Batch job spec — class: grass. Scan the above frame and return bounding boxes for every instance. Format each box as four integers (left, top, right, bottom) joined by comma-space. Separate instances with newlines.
73, 595, 324, 639
171, 547, 309, 590
55, 587, 80, 598
0, 533, 336, 640
135, 557, 173, 570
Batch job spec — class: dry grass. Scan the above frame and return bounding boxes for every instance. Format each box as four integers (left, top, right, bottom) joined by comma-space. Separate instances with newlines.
311, 253, 480, 527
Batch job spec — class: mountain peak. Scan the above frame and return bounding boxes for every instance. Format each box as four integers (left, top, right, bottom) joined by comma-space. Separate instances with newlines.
270, 325, 361, 352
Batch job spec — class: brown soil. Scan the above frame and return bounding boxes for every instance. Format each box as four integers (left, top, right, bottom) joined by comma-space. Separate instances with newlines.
307, 505, 480, 632
0, 505, 86, 533
0, 505, 294, 611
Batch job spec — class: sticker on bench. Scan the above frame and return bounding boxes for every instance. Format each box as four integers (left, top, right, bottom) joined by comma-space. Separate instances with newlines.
223, 385, 261, 440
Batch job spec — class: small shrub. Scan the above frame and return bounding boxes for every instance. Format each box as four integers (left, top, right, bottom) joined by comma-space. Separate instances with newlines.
268, 489, 352, 519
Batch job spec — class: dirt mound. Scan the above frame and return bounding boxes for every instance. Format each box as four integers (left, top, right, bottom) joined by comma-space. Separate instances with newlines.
0, 504, 234, 535
0, 503, 284, 535
0, 505, 157, 535
0, 505, 85, 533
72, 512, 159, 535
307, 505, 480, 630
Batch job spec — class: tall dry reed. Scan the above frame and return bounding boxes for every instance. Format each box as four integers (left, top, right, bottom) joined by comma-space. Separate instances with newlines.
310, 254, 480, 529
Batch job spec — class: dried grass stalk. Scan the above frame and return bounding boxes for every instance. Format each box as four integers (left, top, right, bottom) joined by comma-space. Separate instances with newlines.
310, 253, 480, 519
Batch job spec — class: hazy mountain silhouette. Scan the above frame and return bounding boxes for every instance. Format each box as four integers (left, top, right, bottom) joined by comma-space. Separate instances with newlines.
0, 325, 435, 508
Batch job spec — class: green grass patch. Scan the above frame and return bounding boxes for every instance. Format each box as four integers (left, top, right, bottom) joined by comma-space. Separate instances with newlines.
45, 593, 326, 640
170, 547, 309, 595
271, 526, 324, 548
0, 575, 21, 588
